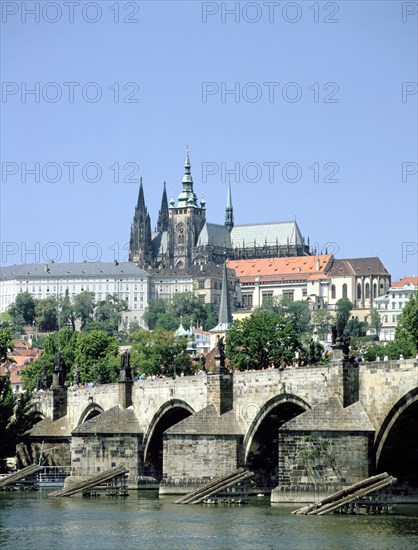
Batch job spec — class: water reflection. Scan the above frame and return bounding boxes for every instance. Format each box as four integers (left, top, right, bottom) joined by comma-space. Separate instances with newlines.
0, 492, 417, 550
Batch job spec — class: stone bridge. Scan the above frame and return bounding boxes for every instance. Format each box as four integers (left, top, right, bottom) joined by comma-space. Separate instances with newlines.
31, 359, 418, 497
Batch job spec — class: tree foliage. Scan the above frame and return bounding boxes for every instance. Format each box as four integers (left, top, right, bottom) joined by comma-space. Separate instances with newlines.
395, 293, 418, 352
35, 297, 59, 332
226, 310, 302, 370
8, 292, 37, 330
144, 293, 218, 331
261, 296, 311, 335
0, 330, 39, 471
335, 299, 353, 335
21, 328, 120, 390
73, 291, 96, 330
128, 329, 193, 377
368, 308, 382, 340
310, 309, 334, 340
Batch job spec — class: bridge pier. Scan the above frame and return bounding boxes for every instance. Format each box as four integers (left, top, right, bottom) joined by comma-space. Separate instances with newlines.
271, 397, 375, 503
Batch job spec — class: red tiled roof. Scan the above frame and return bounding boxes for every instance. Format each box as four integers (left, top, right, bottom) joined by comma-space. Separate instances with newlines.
392, 276, 418, 287
227, 255, 333, 283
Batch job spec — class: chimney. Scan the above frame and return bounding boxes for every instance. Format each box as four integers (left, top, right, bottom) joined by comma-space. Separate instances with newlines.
316, 259, 320, 272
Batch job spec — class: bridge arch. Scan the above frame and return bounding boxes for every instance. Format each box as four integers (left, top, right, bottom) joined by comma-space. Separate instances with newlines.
143, 399, 195, 479
375, 387, 418, 486
77, 402, 105, 426
243, 393, 310, 489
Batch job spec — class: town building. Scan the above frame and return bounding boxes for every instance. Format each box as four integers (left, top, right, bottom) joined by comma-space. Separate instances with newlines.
0, 261, 150, 329
228, 254, 333, 312
147, 264, 241, 310
374, 276, 418, 340
129, 148, 309, 269
228, 255, 391, 319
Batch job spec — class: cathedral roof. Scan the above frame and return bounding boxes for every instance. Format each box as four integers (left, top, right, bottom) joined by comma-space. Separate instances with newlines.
197, 223, 232, 248
230, 221, 304, 248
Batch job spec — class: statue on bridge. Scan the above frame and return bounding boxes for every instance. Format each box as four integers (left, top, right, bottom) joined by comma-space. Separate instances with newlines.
119, 349, 132, 382
51, 351, 66, 388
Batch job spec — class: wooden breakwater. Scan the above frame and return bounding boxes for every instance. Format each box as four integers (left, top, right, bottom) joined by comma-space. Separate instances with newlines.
174, 468, 254, 505
49, 466, 129, 497
292, 473, 397, 515
0, 464, 43, 490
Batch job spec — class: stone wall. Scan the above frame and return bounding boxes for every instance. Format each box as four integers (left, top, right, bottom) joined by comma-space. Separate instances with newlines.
71, 434, 143, 481
277, 431, 372, 487
161, 434, 242, 492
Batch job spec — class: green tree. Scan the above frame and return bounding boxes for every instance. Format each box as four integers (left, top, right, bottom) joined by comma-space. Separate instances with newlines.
59, 289, 76, 331
93, 294, 128, 335
0, 328, 14, 363
144, 294, 217, 332
369, 308, 382, 340
74, 330, 119, 384
0, 376, 15, 470
73, 291, 95, 330
226, 310, 302, 370
0, 330, 38, 471
9, 292, 37, 330
21, 329, 79, 391
344, 318, 367, 338
129, 329, 193, 377
35, 297, 59, 332
311, 309, 334, 340
143, 300, 168, 330
261, 296, 311, 335
395, 293, 418, 352
335, 299, 353, 335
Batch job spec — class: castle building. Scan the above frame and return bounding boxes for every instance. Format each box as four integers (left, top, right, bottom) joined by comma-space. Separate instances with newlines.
129, 148, 309, 269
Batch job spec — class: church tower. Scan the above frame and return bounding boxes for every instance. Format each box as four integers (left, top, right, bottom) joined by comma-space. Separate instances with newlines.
167, 147, 206, 269
225, 180, 234, 231
157, 181, 169, 232
129, 178, 153, 266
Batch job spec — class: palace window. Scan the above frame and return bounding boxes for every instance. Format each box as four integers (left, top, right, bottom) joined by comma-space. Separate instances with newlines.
283, 291, 294, 302
243, 294, 253, 308
373, 283, 377, 298
331, 285, 336, 299
357, 284, 361, 300
199, 280, 205, 289
262, 293, 273, 304
342, 284, 347, 299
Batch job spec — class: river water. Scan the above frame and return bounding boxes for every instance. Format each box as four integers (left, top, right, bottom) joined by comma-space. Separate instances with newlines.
1, 491, 418, 550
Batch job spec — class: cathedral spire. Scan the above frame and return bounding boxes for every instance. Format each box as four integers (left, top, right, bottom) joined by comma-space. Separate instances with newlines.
137, 177, 146, 211
218, 261, 233, 326
225, 179, 234, 231
157, 181, 169, 232
177, 146, 198, 207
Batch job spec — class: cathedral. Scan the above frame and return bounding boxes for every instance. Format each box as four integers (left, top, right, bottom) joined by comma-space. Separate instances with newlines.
129, 148, 309, 269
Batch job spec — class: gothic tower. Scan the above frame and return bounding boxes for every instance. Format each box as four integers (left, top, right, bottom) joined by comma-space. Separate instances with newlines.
167, 147, 206, 268
129, 178, 153, 266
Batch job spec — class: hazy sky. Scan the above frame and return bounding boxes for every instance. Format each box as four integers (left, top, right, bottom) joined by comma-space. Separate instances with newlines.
1, 1, 417, 280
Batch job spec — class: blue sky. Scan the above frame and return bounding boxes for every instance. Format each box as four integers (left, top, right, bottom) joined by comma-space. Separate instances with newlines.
1, 0, 417, 280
